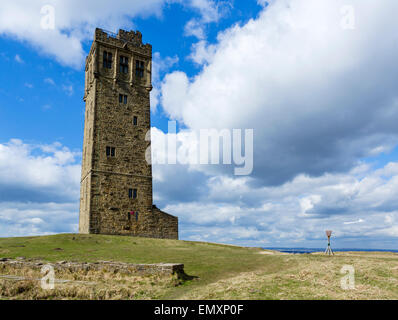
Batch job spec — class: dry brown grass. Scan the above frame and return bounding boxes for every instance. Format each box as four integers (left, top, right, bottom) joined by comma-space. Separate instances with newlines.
177, 251, 398, 300
0, 265, 181, 300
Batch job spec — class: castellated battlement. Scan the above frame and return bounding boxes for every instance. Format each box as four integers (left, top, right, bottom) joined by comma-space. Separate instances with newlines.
94, 28, 152, 56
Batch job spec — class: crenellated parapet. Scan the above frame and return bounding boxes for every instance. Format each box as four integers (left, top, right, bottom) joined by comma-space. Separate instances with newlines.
94, 28, 152, 57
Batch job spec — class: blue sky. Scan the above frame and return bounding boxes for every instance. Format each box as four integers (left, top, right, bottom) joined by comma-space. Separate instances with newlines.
0, 0, 398, 249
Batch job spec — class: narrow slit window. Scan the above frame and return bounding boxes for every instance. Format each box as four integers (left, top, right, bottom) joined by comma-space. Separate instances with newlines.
135, 60, 145, 78
106, 147, 115, 157
129, 188, 137, 199
133, 116, 138, 126
119, 94, 127, 104
103, 51, 112, 69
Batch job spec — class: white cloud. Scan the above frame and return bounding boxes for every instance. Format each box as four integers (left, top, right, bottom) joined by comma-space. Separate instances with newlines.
344, 219, 364, 225
0, 139, 81, 203
24, 83, 33, 89
14, 54, 24, 64
62, 84, 74, 96
0, 0, 177, 69
188, 40, 217, 64
149, 122, 398, 247
153, 157, 398, 247
0, 52, 10, 61
188, 0, 221, 23
0, 139, 81, 237
148, 124, 398, 244
183, 0, 232, 39
184, 19, 206, 39
0, 201, 78, 237
44, 78, 55, 85
161, 0, 398, 186
151, 53, 179, 112
257, 0, 270, 8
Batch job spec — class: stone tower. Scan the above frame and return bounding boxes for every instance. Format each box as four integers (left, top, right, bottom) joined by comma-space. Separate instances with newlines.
79, 28, 178, 239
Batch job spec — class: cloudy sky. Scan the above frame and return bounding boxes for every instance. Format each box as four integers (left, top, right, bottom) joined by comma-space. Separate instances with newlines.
0, 0, 398, 249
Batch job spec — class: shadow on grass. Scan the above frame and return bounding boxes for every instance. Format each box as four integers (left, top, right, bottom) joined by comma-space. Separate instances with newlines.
178, 272, 199, 281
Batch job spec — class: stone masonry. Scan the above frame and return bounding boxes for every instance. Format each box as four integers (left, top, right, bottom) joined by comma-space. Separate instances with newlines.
0, 258, 185, 278
79, 28, 178, 239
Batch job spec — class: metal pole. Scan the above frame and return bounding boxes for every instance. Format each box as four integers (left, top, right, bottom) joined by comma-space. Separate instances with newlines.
325, 236, 334, 255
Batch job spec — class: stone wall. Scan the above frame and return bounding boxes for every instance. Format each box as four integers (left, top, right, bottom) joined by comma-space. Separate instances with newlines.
0, 258, 185, 278
151, 207, 179, 240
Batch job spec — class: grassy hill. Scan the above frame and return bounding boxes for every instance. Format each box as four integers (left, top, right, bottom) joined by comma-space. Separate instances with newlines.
0, 234, 397, 299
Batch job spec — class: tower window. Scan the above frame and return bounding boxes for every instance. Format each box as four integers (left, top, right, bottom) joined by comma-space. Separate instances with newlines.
120, 56, 129, 74
119, 94, 127, 104
103, 51, 112, 69
106, 146, 116, 157
133, 116, 138, 126
129, 189, 137, 199
135, 60, 145, 78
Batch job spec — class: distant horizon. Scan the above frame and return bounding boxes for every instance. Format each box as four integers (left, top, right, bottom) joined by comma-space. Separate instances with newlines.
0, 232, 396, 253
264, 247, 398, 253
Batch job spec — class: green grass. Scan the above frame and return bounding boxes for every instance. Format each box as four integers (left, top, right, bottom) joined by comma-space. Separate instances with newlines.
0, 234, 397, 300
0, 234, 286, 299
0, 233, 273, 279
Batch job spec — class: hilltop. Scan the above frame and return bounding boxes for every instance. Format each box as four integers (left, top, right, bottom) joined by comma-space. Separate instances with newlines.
0, 234, 397, 299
